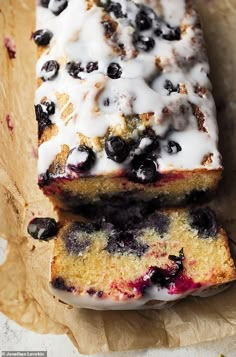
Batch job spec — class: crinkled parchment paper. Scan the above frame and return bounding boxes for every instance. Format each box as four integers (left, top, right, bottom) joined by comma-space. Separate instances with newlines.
1, 0, 236, 354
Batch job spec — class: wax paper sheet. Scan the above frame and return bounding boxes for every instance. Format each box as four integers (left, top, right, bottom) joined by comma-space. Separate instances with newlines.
1, 0, 236, 354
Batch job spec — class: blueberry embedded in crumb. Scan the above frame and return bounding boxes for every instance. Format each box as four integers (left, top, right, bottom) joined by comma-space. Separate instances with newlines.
165, 141, 182, 154
40, 60, 60, 81
164, 80, 180, 95
150, 248, 184, 287
51, 277, 67, 290
107, 62, 122, 79
105, 136, 129, 163
135, 9, 153, 31
66, 145, 96, 173
106, 1, 124, 18
35, 104, 52, 139
106, 230, 149, 257
27, 217, 58, 241
133, 33, 155, 52
66, 61, 84, 79
32, 29, 53, 46
86, 61, 98, 73
189, 207, 218, 237
128, 154, 160, 184
162, 25, 181, 41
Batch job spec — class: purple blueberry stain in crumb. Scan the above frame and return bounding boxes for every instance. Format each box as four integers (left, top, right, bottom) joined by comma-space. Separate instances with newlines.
105, 136, 129, 163
27, 217, 58, 241
6, 114, 14, 132
66, 145, 96, 173
66, 61, 84, 79
144, 212, 170, 236
106, 230, 149, 257
4, 37, 16, 59
63, 222, 100, 255
189, 207, 218, 237
107, 62, 122, 79
32, 29, 53, 46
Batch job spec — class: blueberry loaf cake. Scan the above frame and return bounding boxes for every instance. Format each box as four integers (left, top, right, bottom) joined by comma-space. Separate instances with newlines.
27, 208, 236, 309
34, 0, 222, 213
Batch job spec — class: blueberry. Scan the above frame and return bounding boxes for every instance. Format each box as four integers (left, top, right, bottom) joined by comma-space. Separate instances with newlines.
105, 136, 129, 163
51, 277, 67, 290
32, 29, 53, 46
27, 217, 58, 241
189, 207, 218, 237
133, 33, 155, 52
86, 61, 98, 73
106, 230, 149, 257
50, 0, 68, 16
40, 60, 60, 81
128, 154, 160, 184
165, 141, 182, 154
150, 248, 184, 287
103, 98, 110, 106
35, 104, 51, 139
135, 9, 153, 31
42, 100, 56, 115
63, 222, 100, 255
149, 266, 167, 286
162, 25, 181, 41
66, 61, 84, 79
66, 145, 96, 173
107, 62, 122, 79
154, 27, 163, 37
136, 128, 160, 155
106, 1, 124, 18
40, 0, 50, 7
164, 80, 180, 95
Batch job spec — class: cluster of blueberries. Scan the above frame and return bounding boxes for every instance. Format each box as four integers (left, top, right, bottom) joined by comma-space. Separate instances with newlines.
35, 0, 181, 81
28, 206, 218, 288
35, 97, 182, 184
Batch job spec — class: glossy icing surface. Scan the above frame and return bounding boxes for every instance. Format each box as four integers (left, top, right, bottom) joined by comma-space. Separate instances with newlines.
35, 0, 221, 179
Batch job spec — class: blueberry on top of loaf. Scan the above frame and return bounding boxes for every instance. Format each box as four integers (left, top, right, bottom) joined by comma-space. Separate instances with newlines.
35, 0, 221, 187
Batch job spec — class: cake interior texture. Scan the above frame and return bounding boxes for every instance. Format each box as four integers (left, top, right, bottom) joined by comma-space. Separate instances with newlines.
35, 0, 222, 212
50, 209, 236, 309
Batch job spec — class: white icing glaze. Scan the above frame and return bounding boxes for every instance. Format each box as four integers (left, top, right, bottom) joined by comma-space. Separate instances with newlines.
49, 281, 233, 310
36, 0, 222, 177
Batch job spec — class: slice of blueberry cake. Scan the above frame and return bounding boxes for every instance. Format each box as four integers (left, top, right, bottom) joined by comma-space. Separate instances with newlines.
27, 208, 236, 310
34, 0, 222, 213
